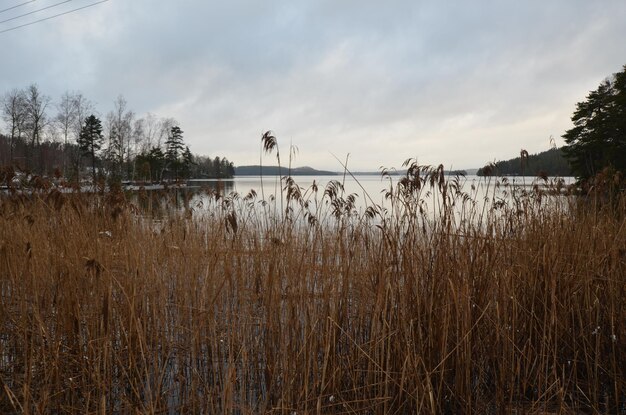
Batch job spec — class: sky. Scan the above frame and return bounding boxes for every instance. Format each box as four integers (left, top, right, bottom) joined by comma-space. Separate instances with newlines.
1, 0, 626, 171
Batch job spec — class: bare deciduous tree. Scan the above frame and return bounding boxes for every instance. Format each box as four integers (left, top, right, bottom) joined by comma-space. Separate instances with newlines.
56, 91, 80, 175
157, 117, 177, 149
24, 84, 50, 171
1, 88, 27, 165
73, 93, 93, 138
106, 95, 135, 177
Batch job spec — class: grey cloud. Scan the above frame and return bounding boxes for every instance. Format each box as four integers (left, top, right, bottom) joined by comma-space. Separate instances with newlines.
1, 0, 626, 170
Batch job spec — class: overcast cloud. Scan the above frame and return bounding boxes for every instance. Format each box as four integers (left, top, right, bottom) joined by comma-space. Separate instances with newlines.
1, 0, 626, 170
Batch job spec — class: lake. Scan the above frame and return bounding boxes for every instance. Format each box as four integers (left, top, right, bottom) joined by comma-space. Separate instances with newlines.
164, 174, 577, 224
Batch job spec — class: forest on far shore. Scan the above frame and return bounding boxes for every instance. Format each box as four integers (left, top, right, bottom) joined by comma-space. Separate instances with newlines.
1, 85, 235, 183
477, 147, 572, 177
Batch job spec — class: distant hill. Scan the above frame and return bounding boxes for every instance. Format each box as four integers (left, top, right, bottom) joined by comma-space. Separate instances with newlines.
477, 148, 572, 177
236, 165, 472, 177
349, 168, 469, 176
235, 165, 338, 176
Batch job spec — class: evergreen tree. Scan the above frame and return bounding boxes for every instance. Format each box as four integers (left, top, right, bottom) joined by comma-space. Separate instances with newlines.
135, 146, 165, 182
181, 146, 194, 179
165, 126, 185, 180
78, 115, 104, 183
563, 65, 626, 180
213, 156, 222, 178
476, 148, 572, 177
148, 146, 165, 182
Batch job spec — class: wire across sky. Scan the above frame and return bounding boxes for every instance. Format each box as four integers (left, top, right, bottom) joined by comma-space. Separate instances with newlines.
0, 0, 109, 34
0, 0, 38, 15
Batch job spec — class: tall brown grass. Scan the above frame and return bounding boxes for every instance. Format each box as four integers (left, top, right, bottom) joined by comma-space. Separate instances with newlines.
0, 167, 625, 414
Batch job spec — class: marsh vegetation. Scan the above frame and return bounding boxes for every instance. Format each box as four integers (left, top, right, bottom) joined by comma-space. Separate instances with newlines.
1, 161, 625, 414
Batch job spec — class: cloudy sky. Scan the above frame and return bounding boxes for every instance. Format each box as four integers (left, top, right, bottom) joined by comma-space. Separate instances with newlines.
2, 0, 625, 171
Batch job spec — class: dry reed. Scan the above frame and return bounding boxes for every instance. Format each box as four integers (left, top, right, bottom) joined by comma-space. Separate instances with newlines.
0, 167, 625, 414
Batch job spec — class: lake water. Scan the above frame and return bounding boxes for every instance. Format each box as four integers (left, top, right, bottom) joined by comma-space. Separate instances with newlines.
217, 174, 575, 202
170, 174, 577, 223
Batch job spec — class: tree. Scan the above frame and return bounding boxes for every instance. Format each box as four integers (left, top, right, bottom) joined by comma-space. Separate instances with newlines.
181, 146, 194, 179
190, 155, 235, 178
78, 115, 104, 183
73, 93, 93, 138
476, 148, 572, 177
69, 93, 93, 180
563, 65, 626, 181
213, 156, 222, 177
56, 91, 80, 176
23, 84, 50, 171
165, 126, 185, 180
1, 88, 27, 165
135, 146, 165, 182
106, 95, 134, 178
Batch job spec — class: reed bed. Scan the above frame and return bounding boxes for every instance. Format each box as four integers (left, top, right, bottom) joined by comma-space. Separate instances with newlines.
0, 166, 625, 414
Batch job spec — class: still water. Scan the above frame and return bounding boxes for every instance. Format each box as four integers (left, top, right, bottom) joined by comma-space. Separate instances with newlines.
135, 174, 576, 221
219, 174, 575, 207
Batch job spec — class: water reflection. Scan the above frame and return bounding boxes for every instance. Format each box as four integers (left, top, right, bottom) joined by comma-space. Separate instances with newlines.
128, 180, 235, 218
187, 179, 235, 194
126, 175, 577, 224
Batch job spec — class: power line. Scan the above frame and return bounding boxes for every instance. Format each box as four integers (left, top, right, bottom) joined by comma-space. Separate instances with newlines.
0, 0, 74, 24
0, 1, 37, 15
0, 0, 109, 34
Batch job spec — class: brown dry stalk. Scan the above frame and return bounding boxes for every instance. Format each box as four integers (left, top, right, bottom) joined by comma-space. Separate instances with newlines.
0, 174, 624, 413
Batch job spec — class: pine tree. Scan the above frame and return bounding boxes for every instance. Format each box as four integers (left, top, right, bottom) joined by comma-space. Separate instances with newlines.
165, 126, 185, 180
563, 65, 626, 181
181, 146, 194, 179
148, 146, 165, 182
77, 115, 104, 183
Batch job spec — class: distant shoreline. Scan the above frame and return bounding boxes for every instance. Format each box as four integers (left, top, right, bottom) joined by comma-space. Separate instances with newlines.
234, 165, 474, 177
234, 165, 339, 176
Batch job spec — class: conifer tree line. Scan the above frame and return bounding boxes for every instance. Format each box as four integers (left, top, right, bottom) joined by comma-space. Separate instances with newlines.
562, 64, 626, 181
476, 147, 572, 177
474, 64, 626, 182
0, 85, 234, 183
